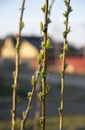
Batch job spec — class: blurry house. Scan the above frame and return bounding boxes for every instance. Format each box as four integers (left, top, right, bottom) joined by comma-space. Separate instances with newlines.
20, 40, 39, 59
57, 57, 85, 74
56, 42, 85, 74
19, 39, 39, 68
20, 36, 55, 66
66, 57, 85, 74
1, 37, 15, 59
0, 35, 55, 69
57, 42, 83, 57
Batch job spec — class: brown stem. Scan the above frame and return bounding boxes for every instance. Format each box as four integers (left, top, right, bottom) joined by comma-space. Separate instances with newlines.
41, 0, 48, 130
20, 66, 40, 130
60, 0, 71, 130
20, 87, 35, 130
12, 0, 25, 130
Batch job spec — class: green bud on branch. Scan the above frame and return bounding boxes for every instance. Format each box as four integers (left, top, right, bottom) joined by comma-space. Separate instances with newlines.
68, 6, 73, 13
40, 68, 46, 77
63, 11, 68, 18
41, 4, 45, 13
64, 44, 69, 51
40, 49, 44, 57
37, 92, 43, 100
37, 50, 44, 63
31, 75, 36, 86
40, 21, 44, 32
58, 107, 63, 114
45, 84, 51, 94
64, 63, 68, 70
20, 21, 24, 30
47, 18, 52, 24
12, 84, 17, 89
12, 121, 16, 129
15, 44, 19, 51
64, 20, 67, 25
14, 34, 19, 40
63, 31, 67, 38
40, 116, 44, 125
41, 41, 45, 48
46, 39, 51, 50
27, 92, 32, 101
59, 54, 63, 61
60, 70, 64, 77
64, 0, 67, 6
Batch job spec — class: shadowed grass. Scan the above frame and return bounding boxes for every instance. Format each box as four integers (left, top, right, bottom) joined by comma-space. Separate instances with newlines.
0, 115, 85, 130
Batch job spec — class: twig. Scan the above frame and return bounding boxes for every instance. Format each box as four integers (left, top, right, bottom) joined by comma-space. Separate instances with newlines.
41, 1, 48, 130
12, 0, 25, 130
20, 66, 41, 130
59, 0, 72, 130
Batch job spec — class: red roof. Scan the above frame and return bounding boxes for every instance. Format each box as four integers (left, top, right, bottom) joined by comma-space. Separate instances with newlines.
57, 57, 85, 74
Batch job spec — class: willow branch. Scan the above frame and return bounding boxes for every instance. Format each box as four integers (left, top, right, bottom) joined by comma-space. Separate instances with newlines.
41, 1, 48, 130
59, 0, 72, 130
20, 66, 41, 130
12, 0, 25, 130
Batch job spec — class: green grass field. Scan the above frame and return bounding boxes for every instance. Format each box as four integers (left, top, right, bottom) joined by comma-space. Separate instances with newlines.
0, 115, 85, 130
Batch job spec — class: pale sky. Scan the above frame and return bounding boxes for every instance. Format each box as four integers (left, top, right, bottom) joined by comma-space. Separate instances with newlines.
0, 0, 85, 48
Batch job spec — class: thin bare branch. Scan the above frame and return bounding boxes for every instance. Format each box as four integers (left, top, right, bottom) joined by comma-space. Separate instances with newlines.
12, 0, 25, 130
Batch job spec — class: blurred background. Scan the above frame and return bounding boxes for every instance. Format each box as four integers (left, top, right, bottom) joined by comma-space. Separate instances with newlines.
0, 0, 85, 130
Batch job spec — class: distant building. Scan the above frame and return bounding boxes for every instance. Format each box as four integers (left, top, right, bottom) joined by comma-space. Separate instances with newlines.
57, 57, 85, 74
0, 35, 55, 68
19, 40, 39, 59
1, 37, 15, 59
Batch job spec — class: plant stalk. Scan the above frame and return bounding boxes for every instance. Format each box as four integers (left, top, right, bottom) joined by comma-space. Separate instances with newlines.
12, 0, 25, 130
20, 86, 35, 130
20, 66, 41, 130
41, 0, 48, 130
59, 0, 71, 130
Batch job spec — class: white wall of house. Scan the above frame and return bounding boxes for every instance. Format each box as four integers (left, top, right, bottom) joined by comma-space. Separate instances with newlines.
19, 40, 39, 59
1, 38, 15, 59
1, 38, 39, 60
